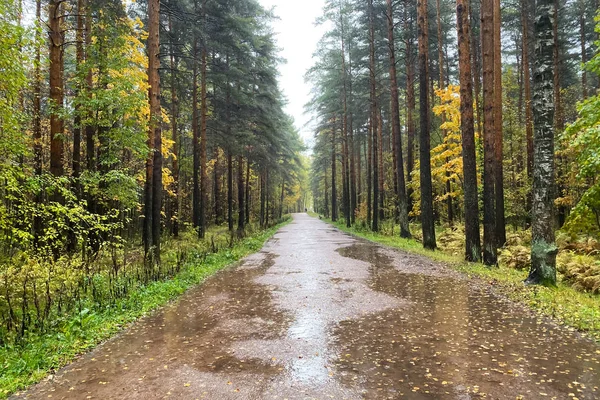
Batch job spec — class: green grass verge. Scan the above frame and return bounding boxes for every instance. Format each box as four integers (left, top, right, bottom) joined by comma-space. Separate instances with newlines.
321, 217, 600, 343
0, 219, 289, 398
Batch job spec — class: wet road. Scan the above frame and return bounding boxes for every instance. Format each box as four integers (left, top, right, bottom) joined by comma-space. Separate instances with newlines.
15, 214, 600, 399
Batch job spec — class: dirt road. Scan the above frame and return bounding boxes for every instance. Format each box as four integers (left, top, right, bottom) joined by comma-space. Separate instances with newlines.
15, 214, 599, 399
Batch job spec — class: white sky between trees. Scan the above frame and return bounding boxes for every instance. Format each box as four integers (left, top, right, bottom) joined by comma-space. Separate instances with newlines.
258, 0, 328, 150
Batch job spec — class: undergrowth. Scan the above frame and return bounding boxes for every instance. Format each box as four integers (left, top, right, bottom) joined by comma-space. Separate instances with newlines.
0, 219, 289, 398
321, 216, 600, 343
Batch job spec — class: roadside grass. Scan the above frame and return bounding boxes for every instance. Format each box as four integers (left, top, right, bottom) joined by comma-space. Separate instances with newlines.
0, 219, 289, 399
321, 217, 600, 343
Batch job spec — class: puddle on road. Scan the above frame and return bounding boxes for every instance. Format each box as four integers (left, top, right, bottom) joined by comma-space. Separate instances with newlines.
16, 252, 292, 400
334, 243, 600, 399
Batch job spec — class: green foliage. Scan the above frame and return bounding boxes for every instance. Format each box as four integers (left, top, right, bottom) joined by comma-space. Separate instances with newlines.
0, 0, 29, 161
0, 219, 290, 398
562, 18, 600, 238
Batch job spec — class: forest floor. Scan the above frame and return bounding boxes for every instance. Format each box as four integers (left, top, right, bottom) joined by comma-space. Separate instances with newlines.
12, 214, 600, 399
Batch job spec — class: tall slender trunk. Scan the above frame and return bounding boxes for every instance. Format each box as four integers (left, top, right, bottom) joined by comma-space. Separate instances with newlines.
457, 0, 482, 262
260, 170, 265, 226
279, 181, 285, 220
522, 0, 534, 179
348, 35, 357, 223
227, 151, 233, 232
324, 169, 330, 218
237, 156, 245, 233
33, 0, 42, 176
369, 0, 379, 232
494, 0, 506, 246
339, 2, 351, 226
192, 39, 200, 229
367, 121, 372, 228
199, 46, 208, 238
481, 0, 497, 264
405, 6, 416, 216
436, 0, 453, 226
49, 0, 64, 178
169, 11, 179, 237
245, 157, 250, 224
214, 148, 222, 225
552, 0, 566, 228
470, 4, 483, 140
526, 0, 557, 286
331, 119, 338, 222
418, 0, 436, 249
552, 0, 563, 132
377, 108, 384, 222
73, 0, 84, 181
146, 0, 162, 261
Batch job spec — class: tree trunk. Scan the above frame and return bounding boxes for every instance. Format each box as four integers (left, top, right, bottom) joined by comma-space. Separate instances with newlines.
279, 181, 285, 220
418, 0, 436, 249
237, 156, 245, 233
214, 148, 222, 225
377, 109, 384, 222
405, 6, 416, 217
260, 170, 265, 226
169, 11, 179, 237
470, 3, 483, 142
369, 0, 379, 232
526, 0, 557, 286
199, 46, 208, 238
340, 3, 351, 227
457, 0, 482, 262
331, 119, 338, 222
73, 0, 84, 181
493, 0, 506, 246
33, 0, 42, 176
228, 151, 233, 232
481, 0, 497, 265
150, 0, 162, 260
522, 0, 534, 179
192, 39, 200, 230
245, 157, 250, 224
49, 0, 64, 178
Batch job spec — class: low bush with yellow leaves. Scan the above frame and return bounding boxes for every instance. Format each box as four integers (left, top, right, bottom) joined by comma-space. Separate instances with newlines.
498, 245, 531, 270
557, 251, 600, 294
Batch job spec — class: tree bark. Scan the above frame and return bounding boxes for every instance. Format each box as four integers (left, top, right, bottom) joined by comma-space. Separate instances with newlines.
237, 156, 245, 233
192, 39, 200, 230
331, 118, 338, 222
522, 0, 534, 179
457, 0, 482, 262
49, 0, 64, 178
199, 46, 208, 238
418, 0, 436, 249
73, 0, 84, 181
481, 0, 497, 265
150, 0, 162, 260
33, 0, 42, 176
169, 10, 179, 237
405, 4, 416, 217
493, 0, 506, 246
526, 0, 557, 286
369, 0, 379, 232
228, 151, 233, 232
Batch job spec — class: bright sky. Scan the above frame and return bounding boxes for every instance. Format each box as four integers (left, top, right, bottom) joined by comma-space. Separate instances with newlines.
258, 0, 328, 148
